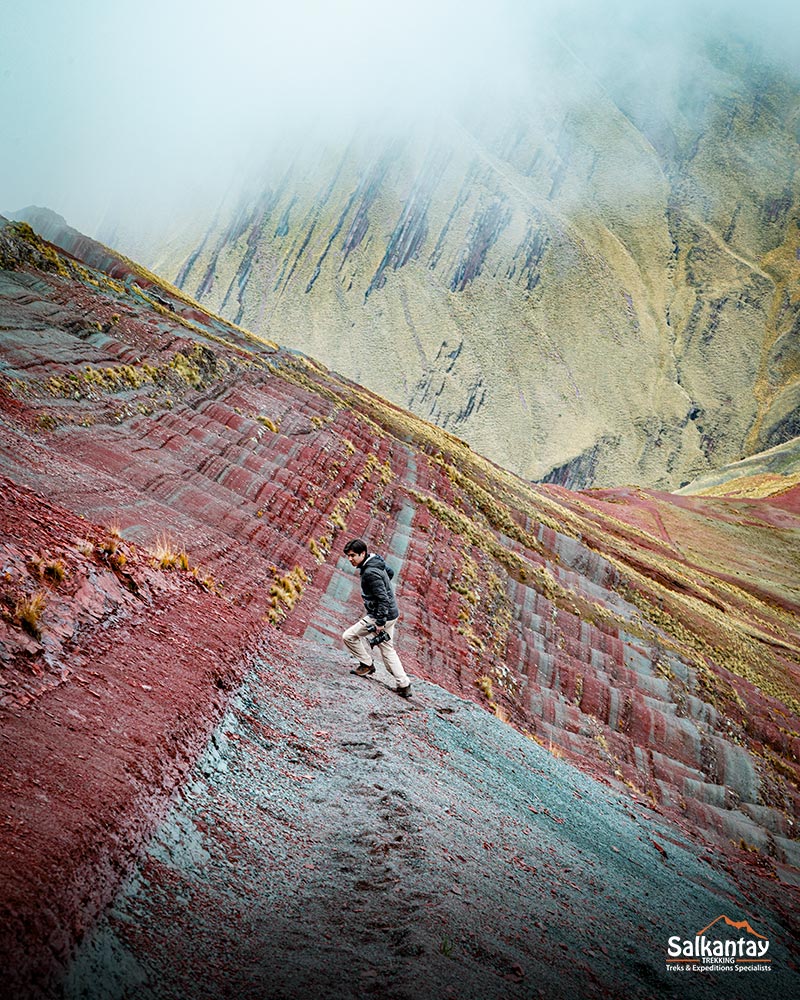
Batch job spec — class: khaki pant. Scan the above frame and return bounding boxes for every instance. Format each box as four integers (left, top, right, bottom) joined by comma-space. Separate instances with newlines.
342, 616, 410, 688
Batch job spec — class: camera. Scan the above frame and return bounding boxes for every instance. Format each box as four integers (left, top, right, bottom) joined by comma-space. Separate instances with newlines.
368, 628, 390, 648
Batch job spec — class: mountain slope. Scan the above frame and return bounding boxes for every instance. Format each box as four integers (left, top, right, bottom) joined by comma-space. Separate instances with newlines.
64, 638, 793, 1000
0, 217, 798, 995
677, 435, 800, 498
47, 33, 800, 490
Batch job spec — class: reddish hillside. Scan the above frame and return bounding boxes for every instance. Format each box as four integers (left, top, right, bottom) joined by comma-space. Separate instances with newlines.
1, 218, 798, 994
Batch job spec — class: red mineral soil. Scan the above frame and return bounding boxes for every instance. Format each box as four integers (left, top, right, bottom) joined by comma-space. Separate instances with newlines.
0, 217, 798, 996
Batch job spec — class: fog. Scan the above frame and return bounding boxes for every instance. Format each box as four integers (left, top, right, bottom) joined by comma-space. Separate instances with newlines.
1, 0, 798, 241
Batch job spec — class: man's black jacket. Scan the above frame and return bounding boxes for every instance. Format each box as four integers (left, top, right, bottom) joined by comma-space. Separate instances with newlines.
358, 554, 399, 626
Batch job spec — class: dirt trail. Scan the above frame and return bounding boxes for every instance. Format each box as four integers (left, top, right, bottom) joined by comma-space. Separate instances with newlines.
63, 634, 796, 1000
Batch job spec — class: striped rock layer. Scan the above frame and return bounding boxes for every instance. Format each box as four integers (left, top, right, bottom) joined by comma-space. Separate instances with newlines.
0, 218, 798, 992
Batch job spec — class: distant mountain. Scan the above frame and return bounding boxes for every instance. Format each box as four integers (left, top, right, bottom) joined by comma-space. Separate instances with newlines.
677, 434, 800, 497
72, 33, 800, 491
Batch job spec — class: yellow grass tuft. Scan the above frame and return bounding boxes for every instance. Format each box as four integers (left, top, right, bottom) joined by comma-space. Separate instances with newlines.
256, 415, 280, 433
267, 565, 309, 624
150, 532, 187, 571
191, 566, 217, 593
15, 591, 46, 639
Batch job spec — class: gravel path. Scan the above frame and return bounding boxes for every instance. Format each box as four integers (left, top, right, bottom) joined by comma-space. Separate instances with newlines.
64, 635, 796, 999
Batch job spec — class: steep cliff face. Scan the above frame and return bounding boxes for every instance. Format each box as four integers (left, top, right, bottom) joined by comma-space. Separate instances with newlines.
50, 35, 799, 491
0, 219, 798, 993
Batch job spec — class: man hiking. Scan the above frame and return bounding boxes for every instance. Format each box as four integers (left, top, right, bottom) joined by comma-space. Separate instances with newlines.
342, 538, 412, 699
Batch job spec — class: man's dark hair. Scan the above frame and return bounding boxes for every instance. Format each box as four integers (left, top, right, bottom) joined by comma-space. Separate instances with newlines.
344, 538, 368, 555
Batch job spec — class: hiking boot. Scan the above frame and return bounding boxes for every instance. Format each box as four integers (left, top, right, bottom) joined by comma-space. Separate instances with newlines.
396, 684, 412, 699
351, 662, 375, 677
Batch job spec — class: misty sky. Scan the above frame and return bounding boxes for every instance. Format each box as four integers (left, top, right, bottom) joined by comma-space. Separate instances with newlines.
1, 0, 798, 240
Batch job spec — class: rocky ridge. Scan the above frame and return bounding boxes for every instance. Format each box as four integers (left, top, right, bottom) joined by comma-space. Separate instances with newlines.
0, 217, 798, 995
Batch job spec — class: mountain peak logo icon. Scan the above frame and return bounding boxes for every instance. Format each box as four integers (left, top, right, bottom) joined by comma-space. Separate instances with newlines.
696, 915, 767, 940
